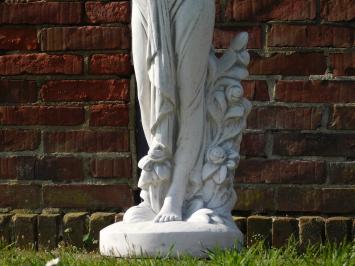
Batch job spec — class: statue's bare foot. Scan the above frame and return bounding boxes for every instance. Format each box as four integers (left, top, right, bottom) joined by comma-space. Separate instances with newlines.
154, 200, 182, 223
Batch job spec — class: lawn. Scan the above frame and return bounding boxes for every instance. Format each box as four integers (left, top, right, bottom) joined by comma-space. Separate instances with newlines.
0, 241, 354, 266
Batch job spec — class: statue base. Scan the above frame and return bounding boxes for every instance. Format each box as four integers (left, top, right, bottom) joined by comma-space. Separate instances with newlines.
100, 221, 243, 258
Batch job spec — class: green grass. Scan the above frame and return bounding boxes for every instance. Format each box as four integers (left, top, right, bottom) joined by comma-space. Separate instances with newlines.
0, 241, 354, 266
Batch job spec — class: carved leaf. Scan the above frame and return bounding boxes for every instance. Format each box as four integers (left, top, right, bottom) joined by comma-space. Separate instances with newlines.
223, 66, 249, 80
225, 104, 245, 120
235, 51, 250, 67
213, 165, 228, 184
208, 90, 227, 122
230, 32, 249, 52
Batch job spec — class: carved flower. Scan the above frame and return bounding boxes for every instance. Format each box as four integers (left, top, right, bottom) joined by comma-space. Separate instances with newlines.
226, 84, 243, 103
203, 145, 239, 184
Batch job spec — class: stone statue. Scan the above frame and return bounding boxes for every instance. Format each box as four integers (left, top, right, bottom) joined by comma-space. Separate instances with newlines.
100, 0, 251, 257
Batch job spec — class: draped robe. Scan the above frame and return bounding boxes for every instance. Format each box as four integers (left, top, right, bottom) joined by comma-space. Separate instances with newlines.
132, 0, 215, 215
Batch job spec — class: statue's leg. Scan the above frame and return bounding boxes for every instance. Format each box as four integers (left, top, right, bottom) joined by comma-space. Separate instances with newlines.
154, 0, 215, 223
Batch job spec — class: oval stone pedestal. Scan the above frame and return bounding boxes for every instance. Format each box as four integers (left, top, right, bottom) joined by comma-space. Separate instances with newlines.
100, 221, 243, 258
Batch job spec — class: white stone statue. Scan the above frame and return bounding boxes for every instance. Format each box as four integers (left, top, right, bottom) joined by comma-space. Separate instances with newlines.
100, 0, 251, 257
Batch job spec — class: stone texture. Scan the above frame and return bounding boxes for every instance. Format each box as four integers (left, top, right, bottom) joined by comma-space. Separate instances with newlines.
299, 216, 325, 249
272, 217, 298, 248
12, 214, 38, 249
325, 217, 352, 245
63, 212, 87, 248
247, 216, 272, 247
38, 214, 61, 250
88, 212, 115, 249
0, 214, 12, 245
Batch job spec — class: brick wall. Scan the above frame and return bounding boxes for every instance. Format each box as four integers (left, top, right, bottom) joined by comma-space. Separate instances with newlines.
0, 0, 354, 217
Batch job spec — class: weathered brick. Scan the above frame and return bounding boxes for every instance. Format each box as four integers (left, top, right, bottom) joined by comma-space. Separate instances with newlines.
36, 157, 84, 181
0, 106, 85, 126
0, 157, 35, 180
213, 27, 262, 49
0, 184, 41, 209
90, 158, 131, 179
322, 188, 355, 213
88, 212, 115, 249
330, 53, 355, 76
43, 130, 129, 153
352, 219, 355, 241
247, 216, 272, 247
43, 184, 134, 210
249, 52, 327, 75
0, 54, 83, 75
0, 28, 38, 50
240, 133, 266, 156
0, 214, 12, 245
38, 214, 61, 250
85, 1, 130, 24
224, 0, 317, 22
233, 216, 247, 235
325, 217, 352, 244
12, 214, 37, 249
41, 80, 129, 102
299, 216, 325, 248
320, 0, 355, 21
234, 186, 275, 212
115, 212, 124, 222
63, 212, 87, 248
275, 80, 355, 103
0, 80, 37, 103
242, 80, 269, 101
89, 54, 131, 75
0, 129, 40, 152
327, 162, 355, 184
236, 159, 325, 184
329, 106, 355, 130
41, 26, 130, 51
89, 104, 129, 127
276, 187, 322, 212
269, 25, 354, 48
272, 217, 299, 248
247, 106, 322, 130
273, 133, 355, 157
0, 2, 82, 24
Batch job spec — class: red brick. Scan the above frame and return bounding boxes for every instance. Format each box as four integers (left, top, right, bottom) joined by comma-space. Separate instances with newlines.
236, 159, 325, 184
330, 53, 355, 76
247, 106, 322, 130
0, 157, 35, 180
0, 184, 41, 209
63, 212, 87, 248
0, 129, 40, 152
12, 214, 38, 249
299, 216, 325, 248
276, 187, 322, 212
321, 0, 355, 21
249, 52, 327, 75
240, 133, 266, 156
269, 25, 354, 48
272, 217, 299, 248
273, 133, 355, 157
89, 54, 131, 75
88, 212, 115, 249
0, 54, 83, 75
242, 80, 269, 101
90, 104, 129, 127
247, 216, 272, 247
213, 27, 262, 49
0, 28, 38, 50
36, 157, 84, 181
43, 184, 134, 210
0, 106, 85, 126
0, 80, 37, 103
234, 186, 275, 212
90, 158, 131, 179
322, 188, 355, 213
41, 80, 129, 102
325, 217, 352, 244
38, 214, 61, 250
85, 1, 130, 24
329, 106, 355, 130
41, 26, 130, 51
275, 80, 355, 103
224, 0, 316, 22
327, 162, 355, 184
0, 2, 82, 24
43, 130, 129, 153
